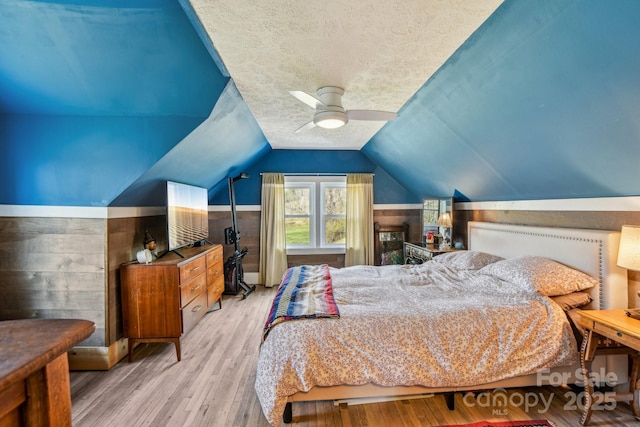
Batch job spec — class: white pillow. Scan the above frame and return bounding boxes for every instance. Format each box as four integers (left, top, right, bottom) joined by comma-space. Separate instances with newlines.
478, 255, 597, 296
433, 250, 504, 270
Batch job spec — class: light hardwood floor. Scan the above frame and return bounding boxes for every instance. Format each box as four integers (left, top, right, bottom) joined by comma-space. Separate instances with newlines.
70, 285, 639, 426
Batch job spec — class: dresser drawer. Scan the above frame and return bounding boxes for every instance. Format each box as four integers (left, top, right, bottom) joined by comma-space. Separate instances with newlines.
207, 261, 223, 285
182, 291, 207, 334
591, 320, 640, 350
206, 245, 223, 269
180, 273, 207, 307
207, 275, 224, 307
179, 256, 206, 283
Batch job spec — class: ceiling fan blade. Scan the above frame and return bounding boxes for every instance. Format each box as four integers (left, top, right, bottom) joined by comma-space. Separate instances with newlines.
347, 110, 397, 121
294, 120, 316, 133
289, 90, 325, 109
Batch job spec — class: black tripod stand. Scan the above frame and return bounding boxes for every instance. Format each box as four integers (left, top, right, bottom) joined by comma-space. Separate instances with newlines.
223, 173, 256, 299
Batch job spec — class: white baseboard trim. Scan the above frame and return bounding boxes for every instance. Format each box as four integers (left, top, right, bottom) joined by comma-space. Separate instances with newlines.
0, 204, 109, 218
4, 197, 639, 219
456, 196, 640, 212
245, 272, 259, 284
0, 205, 167, 218
373, 203, 423, 210
0, 203, 422, 218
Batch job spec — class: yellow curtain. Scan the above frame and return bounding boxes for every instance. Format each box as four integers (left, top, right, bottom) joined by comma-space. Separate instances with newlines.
345, 173, 374, 267
259, 173, 288, 287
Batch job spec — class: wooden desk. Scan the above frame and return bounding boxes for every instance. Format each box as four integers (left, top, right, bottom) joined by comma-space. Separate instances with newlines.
578, 309, 640, 425
0, 319, 95, 426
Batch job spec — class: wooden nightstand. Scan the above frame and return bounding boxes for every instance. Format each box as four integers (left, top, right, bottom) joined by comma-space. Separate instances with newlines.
577, 309, 640, 425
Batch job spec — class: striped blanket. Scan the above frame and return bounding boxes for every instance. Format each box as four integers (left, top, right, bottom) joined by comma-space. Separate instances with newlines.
262, 264, 340, 341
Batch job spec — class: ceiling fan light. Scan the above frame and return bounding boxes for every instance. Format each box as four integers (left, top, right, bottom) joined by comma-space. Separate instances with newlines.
314, 111, 347, 129
316, 118, 346, 129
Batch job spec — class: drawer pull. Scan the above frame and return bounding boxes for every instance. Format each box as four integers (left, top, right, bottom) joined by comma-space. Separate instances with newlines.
191, 284, 202, 292
190, 266, 201, 272
192, 305, 202, 313
617, 332, 623, 338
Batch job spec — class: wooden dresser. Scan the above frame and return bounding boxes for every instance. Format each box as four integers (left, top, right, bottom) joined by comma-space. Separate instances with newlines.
120, 244, 224, 362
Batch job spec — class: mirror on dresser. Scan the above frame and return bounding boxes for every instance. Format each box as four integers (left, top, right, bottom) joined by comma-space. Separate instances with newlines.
422, 198, 453, 247
403, 199, 456, 265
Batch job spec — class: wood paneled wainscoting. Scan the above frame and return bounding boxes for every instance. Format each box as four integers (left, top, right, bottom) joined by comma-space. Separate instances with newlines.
0, 211, 176, 370
209, 209, 260, 275
0, 216, 106, 330
0, 215, 111, 370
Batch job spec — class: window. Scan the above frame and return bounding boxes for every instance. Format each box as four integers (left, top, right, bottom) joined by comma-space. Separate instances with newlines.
285, 176, 346, 253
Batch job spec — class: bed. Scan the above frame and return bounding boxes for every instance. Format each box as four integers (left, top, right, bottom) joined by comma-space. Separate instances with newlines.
255, 221, 629, 426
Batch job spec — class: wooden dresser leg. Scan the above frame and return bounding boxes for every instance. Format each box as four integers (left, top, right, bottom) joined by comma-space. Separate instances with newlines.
173, 338, 181, 362
128, 339, 135, 362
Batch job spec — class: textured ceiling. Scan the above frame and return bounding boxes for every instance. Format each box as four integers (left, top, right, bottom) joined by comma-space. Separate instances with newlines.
190, 0, 503, 150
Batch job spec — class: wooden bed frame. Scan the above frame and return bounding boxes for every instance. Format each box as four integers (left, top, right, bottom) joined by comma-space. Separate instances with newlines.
282, 221, 629, 421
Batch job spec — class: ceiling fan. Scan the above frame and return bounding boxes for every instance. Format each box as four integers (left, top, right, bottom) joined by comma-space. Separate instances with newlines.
289, 86, 397, 133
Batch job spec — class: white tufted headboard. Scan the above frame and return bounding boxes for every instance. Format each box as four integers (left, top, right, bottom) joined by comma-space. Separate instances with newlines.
468, 221, 628, 309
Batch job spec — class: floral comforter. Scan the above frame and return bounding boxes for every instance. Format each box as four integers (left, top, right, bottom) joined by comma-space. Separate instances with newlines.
255, 261, 578, 426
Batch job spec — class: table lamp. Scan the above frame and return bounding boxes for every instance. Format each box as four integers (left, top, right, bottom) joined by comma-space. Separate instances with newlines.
617, 225, 640, 271
437, 212, 452, 249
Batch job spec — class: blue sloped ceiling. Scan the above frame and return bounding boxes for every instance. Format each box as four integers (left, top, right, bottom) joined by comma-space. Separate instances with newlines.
111, 81, 271, 206
0, 0, 223, 116
0, 0, 232, 206
363, 0, 640, 201
2, 0, 640, 207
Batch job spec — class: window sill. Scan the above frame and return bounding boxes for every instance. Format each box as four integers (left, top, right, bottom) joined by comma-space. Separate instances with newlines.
286, 248, 345, 256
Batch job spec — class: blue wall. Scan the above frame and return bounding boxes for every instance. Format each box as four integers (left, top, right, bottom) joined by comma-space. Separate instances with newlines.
0, 115, 202, 206
0, 0, 229, 207
3, 0, 640, 208
209, 150, 420, 205
364, 0, 640, 201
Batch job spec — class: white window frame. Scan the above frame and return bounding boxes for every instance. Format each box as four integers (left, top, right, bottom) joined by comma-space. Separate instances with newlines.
284, 180, 316, 251
285, 175, 346, 255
